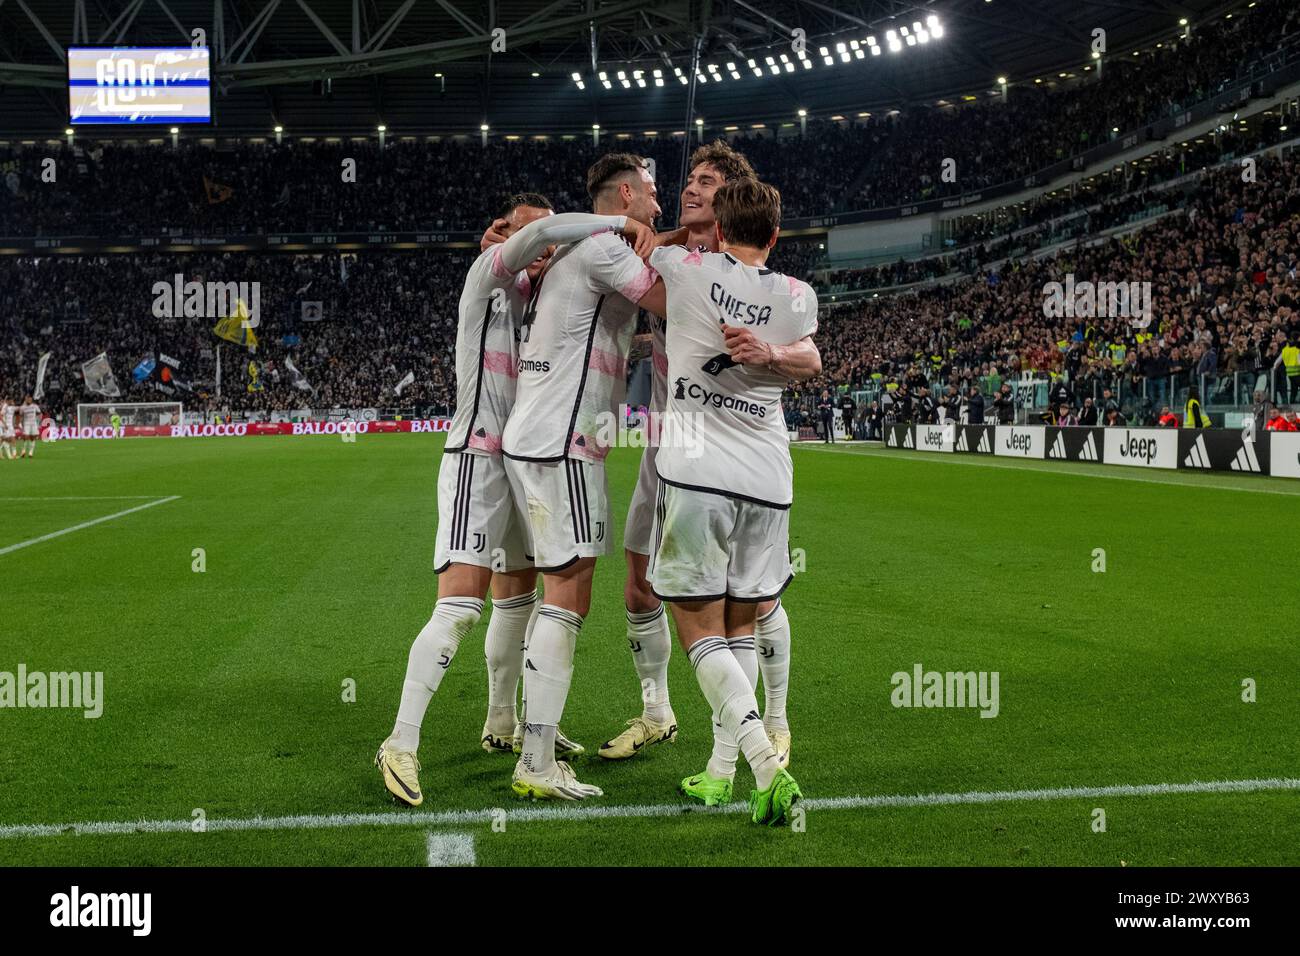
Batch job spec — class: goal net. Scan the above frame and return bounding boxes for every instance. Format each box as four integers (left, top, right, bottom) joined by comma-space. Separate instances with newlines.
77, 402, 184, 429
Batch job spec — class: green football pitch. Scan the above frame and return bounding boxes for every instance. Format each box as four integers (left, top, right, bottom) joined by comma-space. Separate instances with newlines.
1, 434, 1296, 866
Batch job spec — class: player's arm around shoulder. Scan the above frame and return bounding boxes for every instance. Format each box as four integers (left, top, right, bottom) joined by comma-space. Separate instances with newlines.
590, 231, 666, 317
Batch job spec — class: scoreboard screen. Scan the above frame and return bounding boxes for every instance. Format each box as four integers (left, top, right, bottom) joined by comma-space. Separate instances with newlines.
67, 46, 211, 125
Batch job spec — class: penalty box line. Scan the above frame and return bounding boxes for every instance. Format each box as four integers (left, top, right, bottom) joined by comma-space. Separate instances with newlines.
1, 777, 1296, 841
0, 496, 181, 558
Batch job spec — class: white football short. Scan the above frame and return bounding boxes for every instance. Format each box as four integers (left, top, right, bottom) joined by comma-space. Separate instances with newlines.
434, 451, 532, 573
623, 445, 658, 556
503, 455, 611, 571
647, 479, 792, 603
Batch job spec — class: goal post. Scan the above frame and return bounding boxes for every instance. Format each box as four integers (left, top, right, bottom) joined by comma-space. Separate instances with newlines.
77, 402, 184, 430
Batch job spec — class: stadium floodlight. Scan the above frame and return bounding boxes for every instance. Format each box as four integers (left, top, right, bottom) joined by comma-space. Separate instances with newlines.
480, 123, 489, 131
695, 118, 703, 126
906, 34, 916, 46
916, 29, 929, 43
592, 123, 600, 129
64, 128, 74, 135
797, 108, 807, 117
871, 45, 882, 55
531, 72, 540, 77
274, 125, 283, 133
169, 126, 179, 133
377, 124, 386, 131
635, 70, 647, 88
571, 71, 581, 81
997, 76, 1007, 85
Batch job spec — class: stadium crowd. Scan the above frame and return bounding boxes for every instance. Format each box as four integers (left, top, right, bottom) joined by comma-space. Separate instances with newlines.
0, 250, 474, 419
1, 0, 1295, 242
793, 153, 1300, 430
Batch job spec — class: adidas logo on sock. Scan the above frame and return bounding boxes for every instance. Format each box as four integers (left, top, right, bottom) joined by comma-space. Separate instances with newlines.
741, 710, 761, 724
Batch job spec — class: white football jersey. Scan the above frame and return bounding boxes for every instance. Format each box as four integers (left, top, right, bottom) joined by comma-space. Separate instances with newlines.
502, 229, 659, 463
1, 403, 13, 430
443, 248, 532, 455
650, 246, 818, 508
446, 213, 629, 455
20, 403, 39, 430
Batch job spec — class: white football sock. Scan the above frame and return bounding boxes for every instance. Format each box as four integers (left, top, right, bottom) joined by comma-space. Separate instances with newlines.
756, 601, 791, 731
389, 597, 484, 752
520, 605, 583, 775
626, 603, 673, 722
688, 636, 780, 791
706, 635, 757, 781
484, 590, 536, 734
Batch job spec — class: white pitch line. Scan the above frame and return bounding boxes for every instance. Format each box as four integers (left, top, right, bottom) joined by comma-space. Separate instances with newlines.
0, 777, 1294, 840
796, 443, 1300, 496
0, 496, 181, 557
426, 832, 476, 867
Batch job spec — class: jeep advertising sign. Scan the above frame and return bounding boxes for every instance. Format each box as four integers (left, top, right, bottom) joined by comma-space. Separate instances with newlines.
994, 425, 1046, 459
1103, 427, 1178, 470
915, 423, 955, 453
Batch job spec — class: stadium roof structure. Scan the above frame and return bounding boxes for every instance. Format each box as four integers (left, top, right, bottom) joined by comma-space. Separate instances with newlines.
0, 0, 1241, 136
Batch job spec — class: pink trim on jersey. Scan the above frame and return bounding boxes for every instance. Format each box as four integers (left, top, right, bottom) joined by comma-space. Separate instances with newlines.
569, 432, 611, 461
588, 346, 626, 378
591, 227, 615, 237
514, 270, 532, 299
652, 349, 669, 377
482, 350, 518, 377
787, 275, 801, 295
683, 248, 704, 266
620, 265, 659, 303
468, 431, 503, 453
489, 245, 512, 280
